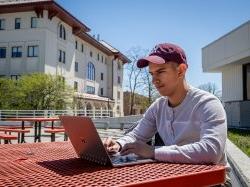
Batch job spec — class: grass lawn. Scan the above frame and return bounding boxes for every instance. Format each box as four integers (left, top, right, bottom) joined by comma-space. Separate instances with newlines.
228, 128, 250, 157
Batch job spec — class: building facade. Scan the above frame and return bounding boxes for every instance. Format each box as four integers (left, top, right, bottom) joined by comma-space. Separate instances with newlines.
0, 0, 130, 117
202, 20, 250, 128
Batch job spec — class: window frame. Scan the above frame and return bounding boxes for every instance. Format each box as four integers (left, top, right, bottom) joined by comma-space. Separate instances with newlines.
12, 46, 22, 58
27, 45, 38, 57
86, 85, 95, 94
0, 47, 6, 58
75, 40, 78, 50
101, 72, 104, 81
243, 63, 250, 100
15, 18, 21, 29
118, 76, 121, 84
0, 19, 5, 30
87, 62, 95, 81
59, 24, 66, 40
31, 17, 37, 28
81, 44, 84, 52
75, 61, 78, 72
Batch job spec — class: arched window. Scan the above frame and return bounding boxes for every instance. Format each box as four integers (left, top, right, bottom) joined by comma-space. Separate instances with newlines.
59, 24, 66, 40
87, 62, 95, 80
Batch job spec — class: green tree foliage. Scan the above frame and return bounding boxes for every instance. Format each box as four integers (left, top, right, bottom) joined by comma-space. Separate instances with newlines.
0, 73, 73, 110
0, 78, 17, 109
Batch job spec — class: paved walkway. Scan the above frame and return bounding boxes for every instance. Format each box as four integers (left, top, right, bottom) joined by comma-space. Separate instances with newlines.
0, 127, 125, 144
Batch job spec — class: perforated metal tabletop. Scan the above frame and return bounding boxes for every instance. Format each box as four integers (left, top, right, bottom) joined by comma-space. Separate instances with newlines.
0, 142, 225, 187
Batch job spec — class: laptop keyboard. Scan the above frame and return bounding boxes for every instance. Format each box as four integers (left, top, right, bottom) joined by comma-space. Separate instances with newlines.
110, 153, 139, 164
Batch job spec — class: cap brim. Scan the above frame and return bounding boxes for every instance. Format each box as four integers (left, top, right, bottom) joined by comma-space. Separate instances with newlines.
137, 55, 165, 68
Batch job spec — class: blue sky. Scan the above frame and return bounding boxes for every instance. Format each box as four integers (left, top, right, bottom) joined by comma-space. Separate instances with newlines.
57, 0, 250, 90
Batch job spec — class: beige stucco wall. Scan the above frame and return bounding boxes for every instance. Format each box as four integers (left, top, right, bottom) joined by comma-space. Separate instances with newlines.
0, 10, 124, 116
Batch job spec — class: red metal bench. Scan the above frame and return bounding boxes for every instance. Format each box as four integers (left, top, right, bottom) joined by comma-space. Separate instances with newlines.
0, 133, 18, 144
0, 128, 30, 143
0, 125, 33, 129
44, 128, 68, 142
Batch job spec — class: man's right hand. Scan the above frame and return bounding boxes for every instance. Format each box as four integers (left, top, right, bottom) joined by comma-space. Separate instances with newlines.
103, 137, 121, 154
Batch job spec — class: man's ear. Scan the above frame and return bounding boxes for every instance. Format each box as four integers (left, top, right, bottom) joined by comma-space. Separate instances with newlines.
178, 64, 187, 78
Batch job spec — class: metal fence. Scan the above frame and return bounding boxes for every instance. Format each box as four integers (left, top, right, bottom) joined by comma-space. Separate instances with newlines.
0, 110, 113, 119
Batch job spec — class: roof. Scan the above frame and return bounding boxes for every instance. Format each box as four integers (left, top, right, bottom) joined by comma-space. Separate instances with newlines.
0, 0, 130, 63
0, 0, 90, 32
75, 92, 115, 103
100, 40, 131, 64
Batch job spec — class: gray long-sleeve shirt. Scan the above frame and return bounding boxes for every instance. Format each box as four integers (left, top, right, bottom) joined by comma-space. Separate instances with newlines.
117, 86, 228, 168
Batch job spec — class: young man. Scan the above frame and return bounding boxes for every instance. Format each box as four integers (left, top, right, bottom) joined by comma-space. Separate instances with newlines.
103, 43, 230, 185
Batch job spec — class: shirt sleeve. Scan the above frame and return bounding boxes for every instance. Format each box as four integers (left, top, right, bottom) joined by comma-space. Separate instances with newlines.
116, 100, 158, 147
154, 98, 227, 164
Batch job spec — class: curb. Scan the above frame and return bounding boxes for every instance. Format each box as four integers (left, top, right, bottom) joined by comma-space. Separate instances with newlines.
226, 139, 250, 187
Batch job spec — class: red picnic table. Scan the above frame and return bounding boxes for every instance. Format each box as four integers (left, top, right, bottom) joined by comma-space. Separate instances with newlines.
0, 141, 226, 186
6, 117, 60, 143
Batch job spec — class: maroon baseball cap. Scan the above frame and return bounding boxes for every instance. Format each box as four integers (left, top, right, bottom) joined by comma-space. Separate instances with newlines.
137, 43, 187, 68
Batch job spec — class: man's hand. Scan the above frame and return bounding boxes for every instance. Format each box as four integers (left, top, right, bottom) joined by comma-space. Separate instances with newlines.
120, 141, 155, 159
103, 137, 121, 154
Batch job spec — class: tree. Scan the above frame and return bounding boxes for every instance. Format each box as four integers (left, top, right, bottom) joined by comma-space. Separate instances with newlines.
198, 82, 221, 99
0, 78, 17, 109
124, 47, 147, 115
141, 67, 159, 107
0, 73, 74, 110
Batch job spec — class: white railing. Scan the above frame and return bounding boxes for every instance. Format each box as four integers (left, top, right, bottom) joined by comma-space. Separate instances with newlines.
0, 109, 113, 119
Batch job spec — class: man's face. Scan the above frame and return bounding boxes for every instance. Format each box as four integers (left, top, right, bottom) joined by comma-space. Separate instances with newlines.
149, 62, 183, 96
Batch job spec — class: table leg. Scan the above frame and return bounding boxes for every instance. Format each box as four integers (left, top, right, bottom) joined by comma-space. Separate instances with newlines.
34, 122, 37, 142
51, 133, 55, 142
21, 121, 26, 143
38, 121, 41, 142
18, 133, 20, 143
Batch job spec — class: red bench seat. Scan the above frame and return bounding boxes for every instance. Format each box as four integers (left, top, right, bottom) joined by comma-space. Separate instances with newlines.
44, 129, 67, 142
0, 133, 18, 144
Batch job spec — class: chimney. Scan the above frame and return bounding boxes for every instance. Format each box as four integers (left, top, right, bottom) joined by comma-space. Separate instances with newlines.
97, 34, 100, 41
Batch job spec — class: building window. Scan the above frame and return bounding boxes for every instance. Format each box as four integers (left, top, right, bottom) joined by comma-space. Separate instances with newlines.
87, 62, 95, 81
101, 73, 104, 81
100, 88, 103, 96
105, 57, 107, 64
15, 18, 21, 29
243, 63, 250, 100
117, 91, 120, 100
0, 19, 5, 30
118, 76, 121, 84
86, 85, 95, 94
74, 81, 78, 91
118, 62, 121, 70
0, 47, 6, 58
59, 24, 66, 40
97, 53, 100, 61
75, 62, 78, 72
11, 75, 20, 80
81, 44, 84, 52
116, 105, 120, 114
58, 50, 66, 63
90, 51, 93, 57
101, 56, 103, 63
75, 40, 78, 50
31, 17, 37, 28
27, 45, 38, 57
12, 46, 22, 57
